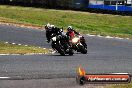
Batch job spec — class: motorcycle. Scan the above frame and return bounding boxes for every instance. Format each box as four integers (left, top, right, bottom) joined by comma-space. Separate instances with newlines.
70, 32, 87, 54
51, 33, 74, 56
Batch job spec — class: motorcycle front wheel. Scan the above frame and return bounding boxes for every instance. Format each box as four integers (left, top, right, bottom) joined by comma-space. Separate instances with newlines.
68, 49, 74, 56
78, 44, 87, 54
53, 44, 65, 56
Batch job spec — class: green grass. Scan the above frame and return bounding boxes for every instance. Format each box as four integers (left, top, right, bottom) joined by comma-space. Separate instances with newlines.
0, 5, 132, 38
106, 83, 132, 88
0, 42, 49, 54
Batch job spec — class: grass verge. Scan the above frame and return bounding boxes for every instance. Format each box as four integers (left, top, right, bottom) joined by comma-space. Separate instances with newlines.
0, 5, 132, 38
0, 42, 49, 54
106, 83, 132, 88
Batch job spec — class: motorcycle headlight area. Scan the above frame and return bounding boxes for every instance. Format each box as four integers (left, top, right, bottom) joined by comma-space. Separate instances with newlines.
72, 37, 79, 43
52, 37, 57, 41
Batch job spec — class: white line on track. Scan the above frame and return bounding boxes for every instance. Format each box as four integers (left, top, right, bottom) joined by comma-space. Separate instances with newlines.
97, 35, 103, 37
111, 73, 129, 74
12, 43, 16, 45
24, 53, 45, 55
18, 44, 22, 45
0, 77, 10, 79
0, 54, 10, 55
87, 34, 131, 40
0, 54, 20, 56
5, 42, 8, 44
115, 37, 124, 39
105, 36, 114, 39
87, 34, 96, 37
117, 38, 124, 39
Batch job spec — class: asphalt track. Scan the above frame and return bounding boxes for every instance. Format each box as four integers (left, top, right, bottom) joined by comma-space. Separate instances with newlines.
0, 24, 132, 88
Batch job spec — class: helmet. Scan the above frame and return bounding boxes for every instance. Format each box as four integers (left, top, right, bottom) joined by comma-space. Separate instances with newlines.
50, 25, 55, 28
45, 23, 51, 29
67, 26, 73, 31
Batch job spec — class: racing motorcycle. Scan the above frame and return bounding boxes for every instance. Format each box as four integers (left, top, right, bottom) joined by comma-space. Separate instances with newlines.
69, 32, 87, 54
51, 33, 74, 56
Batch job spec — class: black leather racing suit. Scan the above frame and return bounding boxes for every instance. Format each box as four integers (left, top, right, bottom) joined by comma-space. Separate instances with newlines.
46, 27, 70, 50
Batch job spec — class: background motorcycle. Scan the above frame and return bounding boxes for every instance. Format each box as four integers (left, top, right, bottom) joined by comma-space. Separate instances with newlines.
70, 33, 87, 54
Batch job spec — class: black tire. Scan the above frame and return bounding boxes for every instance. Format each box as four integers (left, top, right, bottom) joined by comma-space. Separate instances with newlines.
59, 49, 65, 56
68, 49, 74, 56
78, 44, 87, 54
54, 44, 65, 56
81, 48, 87, 54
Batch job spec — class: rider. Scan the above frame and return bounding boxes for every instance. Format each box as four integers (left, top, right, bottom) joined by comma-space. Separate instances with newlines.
45, 23, 62, 43
66, 26, 80, 39
66, 26, 87, 47
45, 23, 53, 43
45, 24, 71, 51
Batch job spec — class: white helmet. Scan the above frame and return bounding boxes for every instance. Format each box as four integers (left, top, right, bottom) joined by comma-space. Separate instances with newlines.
67, 26, 73, 31
47, 23, 50, 26
50, 25, 55, 28
68, 26, 72, 29
45, 23, 51, 29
